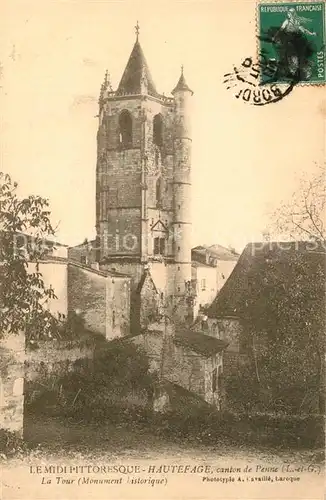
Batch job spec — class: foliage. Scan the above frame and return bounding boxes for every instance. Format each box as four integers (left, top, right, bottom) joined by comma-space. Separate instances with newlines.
224, 364, 261, 413
271, 164, 326, 241
253, 167, 326, 413
0, 429, 28, 457
58, 311, 86, 340
0, 173, 60, 342
65, 340, 154, 396
237, 246, 325, 414
151, 407, 323, 449
265, 165, 326, 412
26, 339, 156, 416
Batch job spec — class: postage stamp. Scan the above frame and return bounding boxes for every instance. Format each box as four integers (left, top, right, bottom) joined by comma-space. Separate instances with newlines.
258, 2, 326, 84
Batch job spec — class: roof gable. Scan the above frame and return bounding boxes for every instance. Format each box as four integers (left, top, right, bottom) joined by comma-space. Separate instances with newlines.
151, 219, 168, 233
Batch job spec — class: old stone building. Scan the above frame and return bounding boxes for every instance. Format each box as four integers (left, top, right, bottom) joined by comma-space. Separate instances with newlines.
94, 28, 194, 327
191, 245, 239, 316
1, 29, 236, 439
14, 234, 131, 340
0, 333, 25, 437
203, 241, 325, 413
132, 320, 227, 409
69, 30, 239, 330
64, 28, 236, 410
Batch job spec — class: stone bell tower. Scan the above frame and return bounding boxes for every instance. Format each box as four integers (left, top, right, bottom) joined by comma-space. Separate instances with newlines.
95, 23, 194, 327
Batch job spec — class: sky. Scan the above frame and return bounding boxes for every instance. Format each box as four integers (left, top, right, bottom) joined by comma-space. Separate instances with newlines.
1, 0, 325, 252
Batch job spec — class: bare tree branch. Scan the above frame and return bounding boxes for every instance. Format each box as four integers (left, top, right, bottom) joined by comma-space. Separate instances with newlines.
269, 163, 326, 241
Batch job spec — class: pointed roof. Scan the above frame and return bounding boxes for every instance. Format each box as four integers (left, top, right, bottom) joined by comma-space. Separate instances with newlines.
116, 39, 158, 97
172, 67, 193, 95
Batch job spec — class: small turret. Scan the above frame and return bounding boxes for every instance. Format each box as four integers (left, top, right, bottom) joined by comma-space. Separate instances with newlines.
172, 66, 193, 95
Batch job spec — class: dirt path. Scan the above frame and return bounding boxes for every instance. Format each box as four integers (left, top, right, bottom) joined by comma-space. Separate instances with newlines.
1, 416, 324, 500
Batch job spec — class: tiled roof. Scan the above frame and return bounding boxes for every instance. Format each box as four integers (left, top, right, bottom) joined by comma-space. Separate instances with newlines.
68, 239, 96, 250
207, 244, 239, 261
174, 330, 228, 357
39, 259, 129, 278
192, 244, 239, 262
207, 241, 326, 319
116, 40, 158, 97
6, 231, 68, 248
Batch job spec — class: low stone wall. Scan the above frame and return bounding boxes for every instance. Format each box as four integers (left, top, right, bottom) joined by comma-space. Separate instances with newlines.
25, 338, 96, 382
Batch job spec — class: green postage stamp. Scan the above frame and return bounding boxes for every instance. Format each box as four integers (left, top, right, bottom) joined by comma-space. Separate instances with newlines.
258, 2, 326, 84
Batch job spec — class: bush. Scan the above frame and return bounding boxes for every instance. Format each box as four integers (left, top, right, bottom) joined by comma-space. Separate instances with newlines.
25, 339, 157, 419
0, 429, 27, 457
147, 408, 324, 449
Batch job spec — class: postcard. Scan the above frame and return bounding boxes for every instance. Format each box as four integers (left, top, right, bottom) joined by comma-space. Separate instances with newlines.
0, 0, 325, 499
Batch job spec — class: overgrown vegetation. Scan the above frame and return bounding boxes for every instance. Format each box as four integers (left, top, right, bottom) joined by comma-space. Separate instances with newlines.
0, 429, 28, 458
0, 173, 61, 343
0, 173, 91, 347
225, 166, 326, 416
249, 249, 324, 413
26, 339, 157, 417
149, 407, 324, 449
24, 334, 324, 450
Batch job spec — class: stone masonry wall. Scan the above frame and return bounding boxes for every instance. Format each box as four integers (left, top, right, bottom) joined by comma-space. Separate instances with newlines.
169, 344, 205, 399
0, 332, 25, 436
204, 354, 223, 408
25, 339, 95, 383
207, 317, 242, 353
139, 273, 161, 329
106, 275, 131, 339
132, 331, 215, 404
68, 263, 107, 336
68, 263, 130, 340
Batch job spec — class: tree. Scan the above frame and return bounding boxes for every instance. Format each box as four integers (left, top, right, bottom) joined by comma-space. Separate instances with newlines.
241, 246, 325, 414
271, 164, 326, 241
0, 173, 59, 342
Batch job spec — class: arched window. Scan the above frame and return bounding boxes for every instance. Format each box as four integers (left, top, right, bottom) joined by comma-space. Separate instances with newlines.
153, 114, 163, 147
118, 110, 132, 147
156, 177, 162, 205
